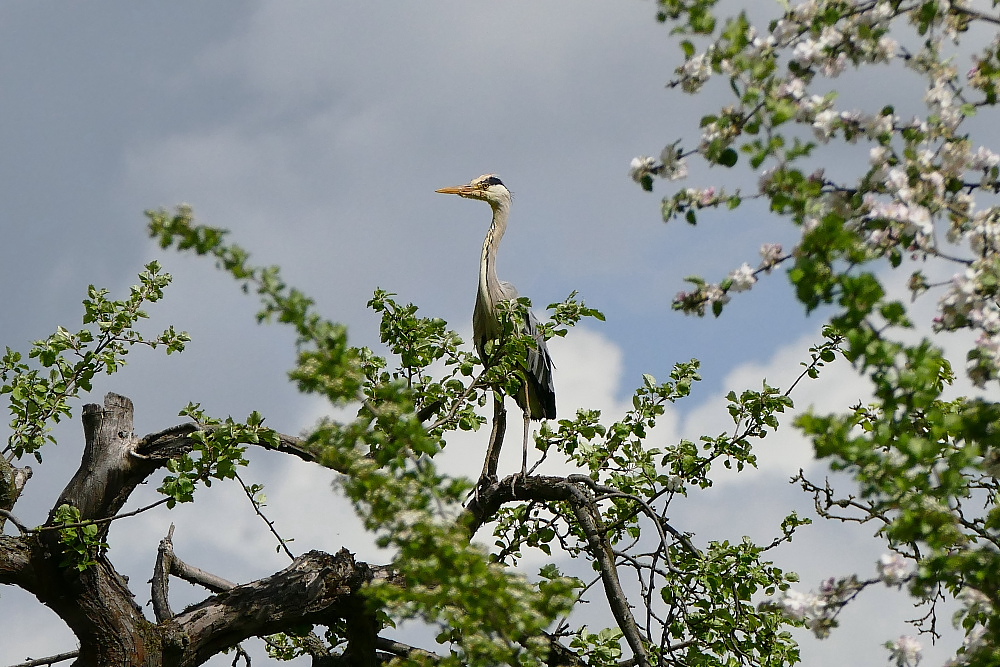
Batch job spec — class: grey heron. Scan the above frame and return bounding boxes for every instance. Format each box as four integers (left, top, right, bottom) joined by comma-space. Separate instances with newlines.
436, 174, 555, 477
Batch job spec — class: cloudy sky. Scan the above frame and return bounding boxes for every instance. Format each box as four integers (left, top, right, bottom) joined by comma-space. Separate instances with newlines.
0, 3, 967, 665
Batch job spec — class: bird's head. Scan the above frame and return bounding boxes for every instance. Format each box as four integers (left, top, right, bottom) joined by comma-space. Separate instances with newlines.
436, 174, 511, 208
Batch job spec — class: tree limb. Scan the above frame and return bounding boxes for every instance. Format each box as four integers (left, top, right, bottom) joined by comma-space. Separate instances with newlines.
0, 509, 30, 534
462, 475, 651, 667
563, 484, 650, 667
151, 526, 174, 623
164, 548, 398, 666
138, 421, 318, 464
0, 534, 34, 588
6, 650, 79, 667
374, 637, 441, 662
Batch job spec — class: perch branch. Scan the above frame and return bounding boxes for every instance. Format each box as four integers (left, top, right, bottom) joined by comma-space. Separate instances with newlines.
462, 474, 651, 667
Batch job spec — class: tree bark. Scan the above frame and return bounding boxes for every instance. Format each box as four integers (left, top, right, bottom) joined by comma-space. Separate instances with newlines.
0, 394, 402, 667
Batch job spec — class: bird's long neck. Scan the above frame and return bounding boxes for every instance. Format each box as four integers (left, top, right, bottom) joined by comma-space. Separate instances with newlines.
479, 200, 510, 309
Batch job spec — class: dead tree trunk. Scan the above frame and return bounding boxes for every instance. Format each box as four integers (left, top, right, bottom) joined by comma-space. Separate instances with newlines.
0, 394, 399, 667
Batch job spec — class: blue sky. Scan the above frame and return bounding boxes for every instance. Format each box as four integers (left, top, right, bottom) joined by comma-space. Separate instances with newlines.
0, 3, 957, 665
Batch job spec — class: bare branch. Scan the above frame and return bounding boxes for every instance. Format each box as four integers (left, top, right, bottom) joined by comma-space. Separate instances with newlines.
0, 534, 35, 589
151, 525, 176, 622
0, 509, 30, 534
374, 637, 441, 662
165, 544, 237, 594
6, 650, 79, 667
138, 421, 317, 464
563, 483, 650, 667
167, 549, 399, 666
234, 471, 295, 560
0, 458, 31, 531
463, 475, 651, 667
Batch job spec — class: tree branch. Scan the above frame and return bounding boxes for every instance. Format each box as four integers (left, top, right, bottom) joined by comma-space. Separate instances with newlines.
138, 421, 317, 463
164, 548, 399, 666
374, 637, 441, 662
563, 484, 650, 667
462, 475, 651, 667
0, 509, 30, 534
0, 534, 34, 589
6, 650, 79, 667
49, 393, 154, 531
151, 525, 176, 622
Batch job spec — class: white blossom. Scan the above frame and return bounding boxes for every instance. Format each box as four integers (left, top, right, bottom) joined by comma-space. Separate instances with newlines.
728, 263, 757, 292
776, 77, 806, 99
759, 243, 784, 272
629, 156, 656, 183
876, 35, 899, 61
821, 51, 849, 77
887, 635, 922, 667
659, 143, 689, 181
680, 52, 713, 93
971, 146, 1000, 170
813, 109, 839, 141
776, 588, 825, 621
792, 38, 823, 66
876, 553, 913, 585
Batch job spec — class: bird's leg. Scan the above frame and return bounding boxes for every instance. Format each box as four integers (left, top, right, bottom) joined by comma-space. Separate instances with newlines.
521, 407, 530, 478
520, 381, 532, 480
510, 408, 530, 497
481, 394, 506, 481
467, 394, 506, 508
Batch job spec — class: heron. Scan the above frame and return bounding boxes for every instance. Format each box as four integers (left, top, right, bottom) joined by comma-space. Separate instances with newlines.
436, 174, 556, 478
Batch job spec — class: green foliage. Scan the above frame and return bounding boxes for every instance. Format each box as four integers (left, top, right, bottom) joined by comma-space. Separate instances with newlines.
0, 262, 188, 462
51, 504, 107, 571
366, 289, 485, 436
157, 406, 273, 508
663, 538, 801, 667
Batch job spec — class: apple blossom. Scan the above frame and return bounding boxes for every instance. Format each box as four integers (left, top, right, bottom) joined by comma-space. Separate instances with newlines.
876, 553, 913, 586
887, 636, 922, 667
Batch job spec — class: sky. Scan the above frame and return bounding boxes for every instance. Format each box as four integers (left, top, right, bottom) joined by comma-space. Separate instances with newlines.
0, 2, 972, 666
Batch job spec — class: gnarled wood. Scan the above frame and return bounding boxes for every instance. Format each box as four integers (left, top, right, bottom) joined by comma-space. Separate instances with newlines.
51, 393, 154, 533
4, 393, 414, 667
0, 457, 31, 532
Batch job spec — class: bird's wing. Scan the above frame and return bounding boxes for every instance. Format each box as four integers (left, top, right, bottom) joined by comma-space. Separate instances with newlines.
488, 280, 556, 419
522, 309, 557, 420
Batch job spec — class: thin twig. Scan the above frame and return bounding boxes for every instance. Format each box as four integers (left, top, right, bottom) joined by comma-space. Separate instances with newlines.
35, 497, 170, 534
234, 471, 295, 560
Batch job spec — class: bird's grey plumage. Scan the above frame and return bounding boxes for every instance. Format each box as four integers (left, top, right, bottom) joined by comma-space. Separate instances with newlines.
437, 174, 556, 421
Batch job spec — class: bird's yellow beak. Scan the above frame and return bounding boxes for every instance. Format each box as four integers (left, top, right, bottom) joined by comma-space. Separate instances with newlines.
435, 185, 476, 196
